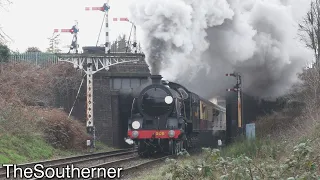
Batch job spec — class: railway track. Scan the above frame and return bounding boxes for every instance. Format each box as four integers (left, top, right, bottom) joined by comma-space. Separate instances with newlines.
0, 148, 137, 179
87, 154, 175, 180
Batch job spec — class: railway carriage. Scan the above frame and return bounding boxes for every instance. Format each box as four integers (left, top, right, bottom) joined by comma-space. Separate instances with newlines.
125, 75, 226, 156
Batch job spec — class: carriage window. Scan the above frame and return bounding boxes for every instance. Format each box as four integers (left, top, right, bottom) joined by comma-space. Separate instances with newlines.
213, 109, 220, 116
200, 101, 208, 120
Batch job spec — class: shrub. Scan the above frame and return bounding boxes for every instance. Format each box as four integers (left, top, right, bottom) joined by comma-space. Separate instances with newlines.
0, 44, 9, 63
0, 62, 82, 107
220, 137, 283, 160
163, 140, 320, 180
0, 105, 89, 151
36, 108, 88, 150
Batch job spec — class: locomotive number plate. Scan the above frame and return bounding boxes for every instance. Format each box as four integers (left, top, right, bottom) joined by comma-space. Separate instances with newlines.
155, 132, 165, 136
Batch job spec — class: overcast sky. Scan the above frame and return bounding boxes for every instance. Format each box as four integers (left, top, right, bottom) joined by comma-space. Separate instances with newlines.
1, 0, 140, 52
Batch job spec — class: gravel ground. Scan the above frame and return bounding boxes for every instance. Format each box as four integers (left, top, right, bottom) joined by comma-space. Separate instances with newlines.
120, 160, 168, 180
123, 151, 204, 180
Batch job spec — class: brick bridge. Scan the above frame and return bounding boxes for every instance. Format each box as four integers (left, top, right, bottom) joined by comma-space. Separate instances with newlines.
58, 56, 150, 148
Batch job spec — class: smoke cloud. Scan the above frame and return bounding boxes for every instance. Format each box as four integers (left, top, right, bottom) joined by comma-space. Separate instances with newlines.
129, 0, 313, 99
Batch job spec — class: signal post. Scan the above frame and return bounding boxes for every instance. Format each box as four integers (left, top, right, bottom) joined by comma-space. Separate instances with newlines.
226, 72, 244, 134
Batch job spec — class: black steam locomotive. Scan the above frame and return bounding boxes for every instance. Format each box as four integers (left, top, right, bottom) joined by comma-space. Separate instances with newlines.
125, 75, 226, 156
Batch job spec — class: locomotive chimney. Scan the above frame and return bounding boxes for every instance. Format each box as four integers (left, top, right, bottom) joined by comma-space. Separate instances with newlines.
150, 75, 162, 84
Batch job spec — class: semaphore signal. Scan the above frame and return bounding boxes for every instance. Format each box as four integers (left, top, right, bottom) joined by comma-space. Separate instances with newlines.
85, 0, 111, 54
53, 21, 79, 53
112, 17, 137, 53
226, 72, 243, 129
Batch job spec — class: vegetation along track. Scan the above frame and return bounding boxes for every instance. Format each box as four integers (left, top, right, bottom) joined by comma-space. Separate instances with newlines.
0, 148, 137, 179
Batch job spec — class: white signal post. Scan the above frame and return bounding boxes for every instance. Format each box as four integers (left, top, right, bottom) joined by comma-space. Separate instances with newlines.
226, 73, 243, 130
113, 17, 137, 53
56, 0, 146, 151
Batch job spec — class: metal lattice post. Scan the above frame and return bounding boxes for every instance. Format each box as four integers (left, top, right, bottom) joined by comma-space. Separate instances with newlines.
86, 58, 94, 148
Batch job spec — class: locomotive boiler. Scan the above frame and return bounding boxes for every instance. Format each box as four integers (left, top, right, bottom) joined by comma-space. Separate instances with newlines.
125, 75, 226, 156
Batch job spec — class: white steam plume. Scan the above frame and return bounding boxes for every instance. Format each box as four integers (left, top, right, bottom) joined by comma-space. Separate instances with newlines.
129, 0, 313, 99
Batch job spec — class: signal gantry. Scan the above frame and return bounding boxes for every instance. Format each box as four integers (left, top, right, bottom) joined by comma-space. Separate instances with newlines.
54, 0, 145, 151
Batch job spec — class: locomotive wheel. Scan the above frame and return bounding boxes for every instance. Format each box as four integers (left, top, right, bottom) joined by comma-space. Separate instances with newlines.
175, 141, 183, 155
183, 139, 188, 150
138, 141, 148, 157
175, 142, 178, 154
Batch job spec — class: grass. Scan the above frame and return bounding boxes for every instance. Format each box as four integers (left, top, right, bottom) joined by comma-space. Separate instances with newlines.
0, 134, 54, 164
0, 63, 117, 164
0, 133, 117, 164
220, 137, 284, 160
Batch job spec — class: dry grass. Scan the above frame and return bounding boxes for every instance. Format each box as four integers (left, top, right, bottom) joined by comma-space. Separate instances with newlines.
0, 62, 81, 107
0, 62, 87, 151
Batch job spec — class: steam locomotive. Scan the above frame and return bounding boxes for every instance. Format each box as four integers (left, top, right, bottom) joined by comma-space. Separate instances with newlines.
125, 75, 227, 156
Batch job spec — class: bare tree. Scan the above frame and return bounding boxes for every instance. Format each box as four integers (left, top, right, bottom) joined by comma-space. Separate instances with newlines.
110, 34, 131, 52
0, 0, 12, 44
46, 33, 61, 53
26, 47, 41, 53
299, 0, 320, 67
